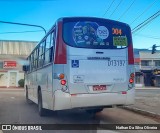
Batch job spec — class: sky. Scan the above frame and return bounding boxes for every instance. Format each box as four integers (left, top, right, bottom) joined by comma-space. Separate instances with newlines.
0, 0, 159, 49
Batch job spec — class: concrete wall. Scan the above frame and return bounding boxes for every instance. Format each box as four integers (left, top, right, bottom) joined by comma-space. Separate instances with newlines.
0, 40, 37, 55
140, 52, 160, 59
0, 40, 37, 87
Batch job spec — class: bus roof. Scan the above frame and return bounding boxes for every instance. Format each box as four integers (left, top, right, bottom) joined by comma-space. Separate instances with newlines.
28, 17, 131, 58
58, 17, 130, 28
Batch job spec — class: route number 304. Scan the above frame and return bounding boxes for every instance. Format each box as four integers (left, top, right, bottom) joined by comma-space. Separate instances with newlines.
112, 28, 122, 35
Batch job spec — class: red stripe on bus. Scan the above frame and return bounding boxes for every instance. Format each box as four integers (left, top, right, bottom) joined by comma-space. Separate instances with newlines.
54, 21, 67, 64
128, 43, 134, 65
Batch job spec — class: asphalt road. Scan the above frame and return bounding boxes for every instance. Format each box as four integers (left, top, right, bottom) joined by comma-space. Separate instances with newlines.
0, 89, 159, 133
133, 88, 160, 115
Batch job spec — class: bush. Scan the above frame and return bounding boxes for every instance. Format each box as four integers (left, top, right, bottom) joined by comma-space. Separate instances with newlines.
18, 79, 24, 87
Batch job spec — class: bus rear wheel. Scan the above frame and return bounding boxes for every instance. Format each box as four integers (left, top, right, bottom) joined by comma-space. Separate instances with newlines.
86, 108, 103, 114
38, 90, 46, 116
26, 87, 32, 104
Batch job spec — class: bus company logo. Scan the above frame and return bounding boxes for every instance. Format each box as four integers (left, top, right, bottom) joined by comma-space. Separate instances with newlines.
97, 26, 109, 39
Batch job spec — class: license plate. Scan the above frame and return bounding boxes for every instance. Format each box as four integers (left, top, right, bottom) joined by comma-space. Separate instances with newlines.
93, 85, 106, 91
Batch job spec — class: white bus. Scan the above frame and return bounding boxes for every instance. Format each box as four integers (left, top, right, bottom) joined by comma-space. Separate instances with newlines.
23, 17, 135, 116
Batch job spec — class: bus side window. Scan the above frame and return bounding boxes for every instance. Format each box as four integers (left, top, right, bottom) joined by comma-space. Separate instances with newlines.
28, 56, 31, 73
30, 52, 34, 71
50, 46, 53, 62
46, 34, 51, 50
50, 31, 55, 62
38, 41, 45, 67
51, 31, 55, 48
44, 34, 51, 65
44, 31, 55, 64
33, 48, 38, 70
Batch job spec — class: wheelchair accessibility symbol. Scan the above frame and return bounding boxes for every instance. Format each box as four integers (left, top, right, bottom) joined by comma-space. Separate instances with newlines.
71, 60, 79, 68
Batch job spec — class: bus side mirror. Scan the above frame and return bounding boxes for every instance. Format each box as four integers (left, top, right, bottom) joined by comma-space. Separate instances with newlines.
23, 65, 29, 72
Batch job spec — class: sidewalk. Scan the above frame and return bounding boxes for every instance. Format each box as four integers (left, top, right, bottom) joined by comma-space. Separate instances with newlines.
124, 87, 160, 120
0, 87, 24, 91
135, 86, 160, 90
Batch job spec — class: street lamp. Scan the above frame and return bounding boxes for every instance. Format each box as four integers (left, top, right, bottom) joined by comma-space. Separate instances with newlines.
0, 20, 46, 34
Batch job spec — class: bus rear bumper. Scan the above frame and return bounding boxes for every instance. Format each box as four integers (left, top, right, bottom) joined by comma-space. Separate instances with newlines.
53, 89, 135, 110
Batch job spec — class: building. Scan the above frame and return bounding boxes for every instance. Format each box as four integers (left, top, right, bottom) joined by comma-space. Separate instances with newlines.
134, 49, 160, 87
0, 40, 37, 88
134, 49, 144, 87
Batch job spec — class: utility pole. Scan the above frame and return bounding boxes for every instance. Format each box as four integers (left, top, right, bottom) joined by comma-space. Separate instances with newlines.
0, 20, 46, 34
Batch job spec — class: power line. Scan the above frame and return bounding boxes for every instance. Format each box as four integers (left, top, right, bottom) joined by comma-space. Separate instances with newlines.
0, 30, 44, 34
132, 10, 160, 34
132, 19, 155, 35
117, 0, 136, 21
103, 0, 115, 17
130, 0, 158, 25
109, 0, 123, 18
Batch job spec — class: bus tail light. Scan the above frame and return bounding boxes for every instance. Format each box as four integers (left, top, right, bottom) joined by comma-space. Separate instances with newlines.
129, 72, 134, 88
58, 73, 65, 79
61, 80, 66, 85
129, 78, 134, 83
129, 73, 134, 83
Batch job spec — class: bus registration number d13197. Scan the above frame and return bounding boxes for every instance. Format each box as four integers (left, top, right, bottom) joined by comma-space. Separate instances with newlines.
107, 60, 125, 66
93, 85, 107, 91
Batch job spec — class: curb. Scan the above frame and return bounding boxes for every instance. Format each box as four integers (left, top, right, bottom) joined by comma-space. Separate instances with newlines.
0, 88, 24, 91
122, 106, 160, 120
135, 88, 160, 90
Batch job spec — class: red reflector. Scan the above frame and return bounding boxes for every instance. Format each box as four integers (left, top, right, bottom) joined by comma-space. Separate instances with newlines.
71, 94, 77, 96
129, 78, 134, 83
61, 80, 66, 85
122, 91, 127, 94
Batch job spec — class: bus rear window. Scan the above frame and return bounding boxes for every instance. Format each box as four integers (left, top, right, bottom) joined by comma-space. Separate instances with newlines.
63, 19, 131, 49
